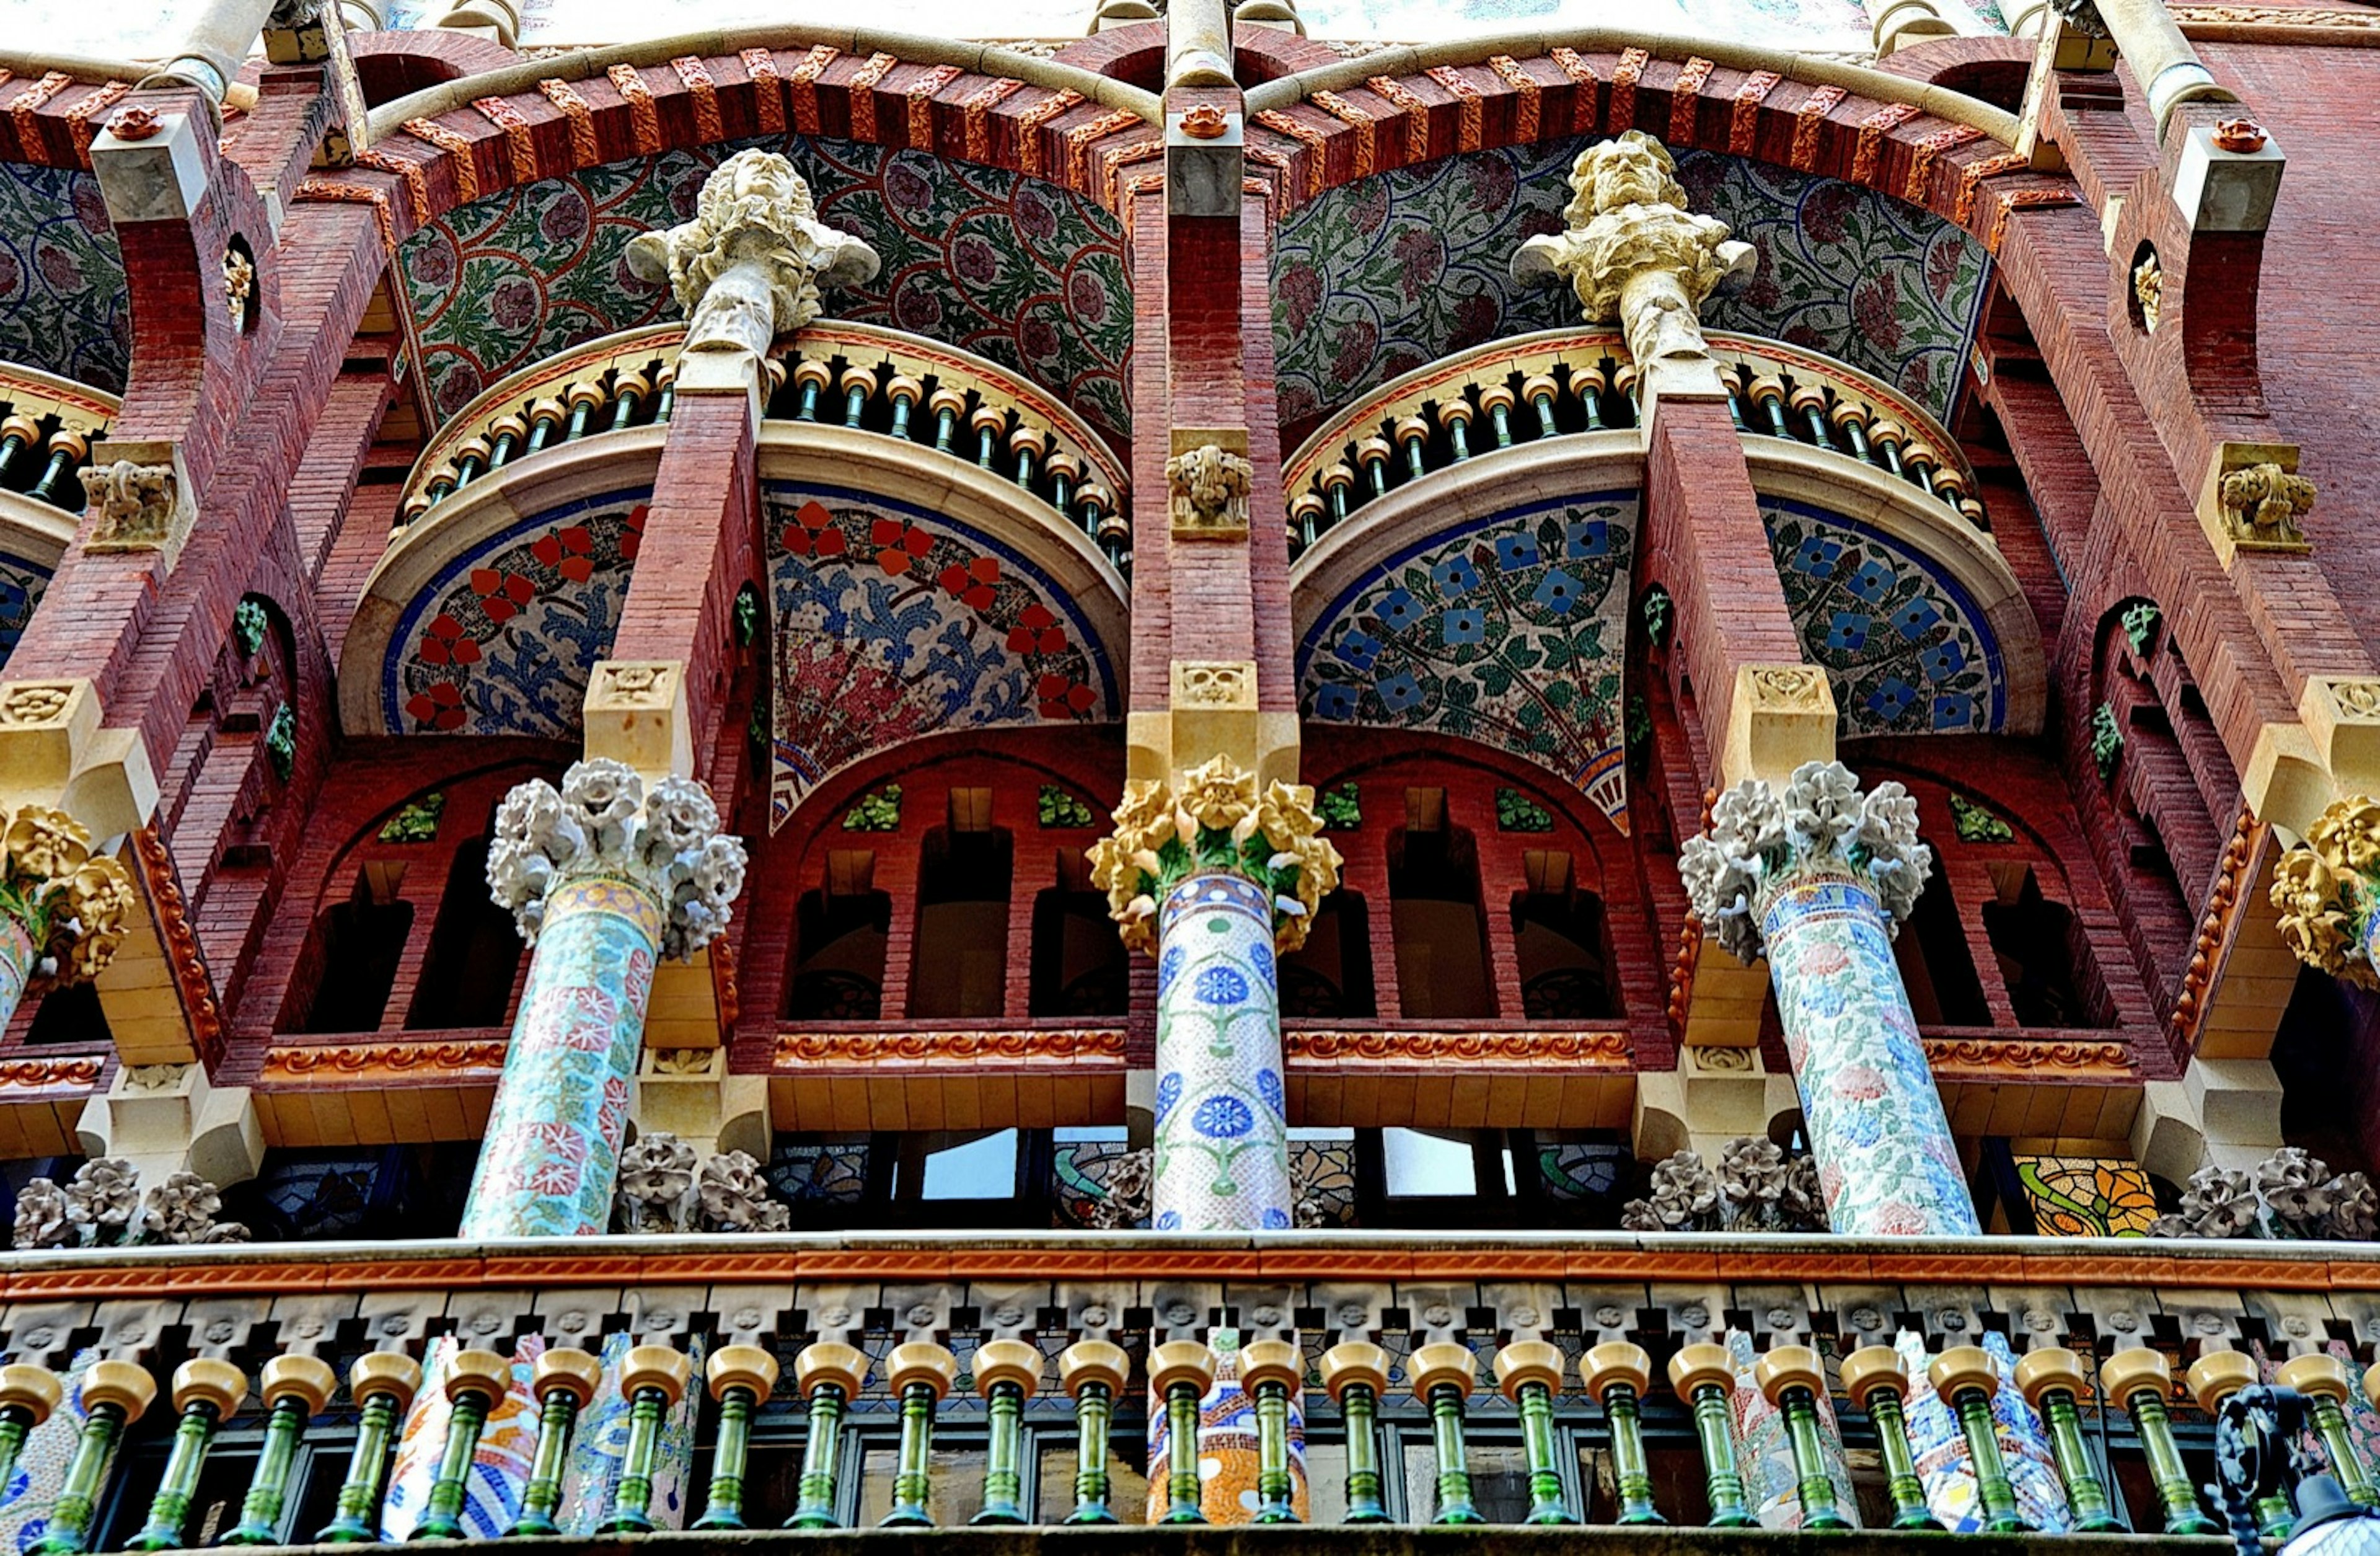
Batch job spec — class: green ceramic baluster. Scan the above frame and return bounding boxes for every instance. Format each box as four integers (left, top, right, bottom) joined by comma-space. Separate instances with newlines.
1479, 384, 1516, 448
0, 1366, 64, 1525
1586, 1342, 1665, 1526
876, 1345, 953, 1528
506, 1348, 602, 1537
224, 1356, 338, 1546
1929, 1348, 2028, 1534
1494, 1342, 1576, 1525
1843, 1347, 1942, 1532
410, 1348, 513, 1541
694, 1345, 780, 1531
2290, 1356, 2378, 1508
969, 1340, 1039, 1526
1152, 1342, 1217, 1526
1668, 1345, 1758, 1529
1323, 1343, 1391, 1525
27, 1359, 154, 1556
316, 1353, 422, 1543
2105, 1348, 2221, 1536
1411, 1342, 1486, 1526
1059, 1342, 1127, 1526
599, 1346, 690, 1535
129, 1359, 249, 1552
791, 360, 828, 421
2192, 1351, 2292, 1537
2016, 1348, 2120, 1532
1241, 1340, 1303, 1525
1755, 1346, 1852, 1532
787, 1342, 865, 1529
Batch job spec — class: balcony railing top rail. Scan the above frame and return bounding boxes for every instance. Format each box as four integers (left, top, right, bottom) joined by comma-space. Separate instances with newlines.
1282, 329, 1985, 560
396, 324, 1132, 575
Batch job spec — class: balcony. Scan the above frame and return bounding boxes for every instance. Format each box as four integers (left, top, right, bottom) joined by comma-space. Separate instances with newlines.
0, 1231, 2361, 1547
0, 361, 117, 518
1282, 329, 1986, 560
395, 324, 1132, 578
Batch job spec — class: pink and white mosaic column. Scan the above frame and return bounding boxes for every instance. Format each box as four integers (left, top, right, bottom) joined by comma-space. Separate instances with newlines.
1680, 760, 1980, 1237
461, 760, 746, 1240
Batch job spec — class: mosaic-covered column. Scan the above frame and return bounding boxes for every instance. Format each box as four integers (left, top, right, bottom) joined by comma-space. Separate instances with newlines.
463, 759, 747, 1239
1680, 760, 1978, 1236
1090, 755, 1341, 1231
0, 804, 134, 1033
2273, 795, 2380, 986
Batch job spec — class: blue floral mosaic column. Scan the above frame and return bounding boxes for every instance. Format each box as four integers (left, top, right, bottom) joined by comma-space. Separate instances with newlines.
1090, 756, 1342, 1234
1154, 873, 1292, 1231
463, 761, 747, 1240
1681, 761, 1979, 1237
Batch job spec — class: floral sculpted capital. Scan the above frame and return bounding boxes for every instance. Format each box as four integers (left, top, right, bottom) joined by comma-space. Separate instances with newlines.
2272, 794, 2380, 986
1677, 759, 1933, 963
1085, 754, 1344, 954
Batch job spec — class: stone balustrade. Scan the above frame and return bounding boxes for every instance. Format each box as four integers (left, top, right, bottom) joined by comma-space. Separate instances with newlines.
0, 1233, 2370, 1540
0, 363, 117, 516
1282, 329, 1984, 558
395, 324, 1131, 578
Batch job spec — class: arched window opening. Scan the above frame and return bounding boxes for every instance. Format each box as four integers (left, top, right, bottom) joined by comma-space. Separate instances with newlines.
1982, 864, 2112, 1027
909, 798, 1014, 1018
786, 850, 891, 1020
1892, 861, 1990, 1026
1029, 849, 1126, 1016
405, 834, 524, 1029
1279, 891, 1375, 1017
1511, 850, 1620, 1020
1387, 790, 1495, 1019
289, 870, 413, 1033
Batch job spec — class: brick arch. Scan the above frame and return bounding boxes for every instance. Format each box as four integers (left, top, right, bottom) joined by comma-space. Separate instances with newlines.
318, 45, 1161, 245
1242, 45, 2078, 254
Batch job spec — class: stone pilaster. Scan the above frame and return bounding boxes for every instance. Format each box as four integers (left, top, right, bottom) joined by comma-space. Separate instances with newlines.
463, 761, 747, 1240
1088, 756, 1341, 1232
1680, 761, 1980, 1237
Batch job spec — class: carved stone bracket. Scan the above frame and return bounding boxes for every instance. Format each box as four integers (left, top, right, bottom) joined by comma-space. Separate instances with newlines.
485, 758, 747, 960
1086, 753, 1343, 954
624, 149, 879, 361
80, 448, 194, 567
1165, 429, 1254, 539
2200, 441, 2315, 563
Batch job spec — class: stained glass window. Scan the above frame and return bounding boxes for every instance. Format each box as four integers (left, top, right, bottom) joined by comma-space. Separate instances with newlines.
2009, 1154, 2159, 1238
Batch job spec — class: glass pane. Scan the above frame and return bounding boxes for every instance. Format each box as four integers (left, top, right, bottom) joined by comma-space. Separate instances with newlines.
1384, 1129, 1476, 1197
917, 1131, 1018, 1200
1466, 1443, 1536, 1524
1033, 1440, 1149, 1522
855, 1444, 989, 1527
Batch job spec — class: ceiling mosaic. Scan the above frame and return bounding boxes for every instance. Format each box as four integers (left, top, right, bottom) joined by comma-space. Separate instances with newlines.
1272, 143, 1988, 443
398, 136, 1134, 448
0, 553, 47, 668
1761, 496, 2005, 737
765, 482, 1119, 829
1296, 490, 1637, 832
0, 166, 128, 393
381, 488, 644, 736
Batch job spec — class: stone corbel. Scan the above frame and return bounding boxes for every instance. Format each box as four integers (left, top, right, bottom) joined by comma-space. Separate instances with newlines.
73, 1062, 264, 1191
584, 658, 689, 780
2197, 440, 2314, 564
1631, 1046, 1800, 1163
1165, 429, 1253, 540
79, 440, 198, 570
0, 679, 160, 838
633, 1046, 768, 1161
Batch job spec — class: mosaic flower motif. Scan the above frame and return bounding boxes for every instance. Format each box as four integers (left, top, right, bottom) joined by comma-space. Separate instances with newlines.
1192, 1095, 1256, 1139
1194, 965, 1250, 1006
1155, 1071, 1184, 1125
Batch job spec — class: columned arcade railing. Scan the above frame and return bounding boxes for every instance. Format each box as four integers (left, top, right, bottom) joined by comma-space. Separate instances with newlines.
394, 324, 1132, 575
0, 1234, 2374, 1542
1282, 329, 1985, 560
0, 363, 117, 516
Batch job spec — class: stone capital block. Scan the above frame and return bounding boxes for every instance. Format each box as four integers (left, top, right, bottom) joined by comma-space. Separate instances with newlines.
1721, 663, 1838, 791
584, 658, 690, 779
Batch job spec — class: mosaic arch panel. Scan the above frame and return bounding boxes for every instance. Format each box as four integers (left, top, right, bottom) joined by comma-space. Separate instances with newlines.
1272, 143, 1989, 439
0, 552, 49, 669
396, 136, 1133, 446
1761, 495, 2006, 737
764, 482, 1119, 829
381, 488, 645, 736
0, 165, 128, 393
1297, 488, 1637, 831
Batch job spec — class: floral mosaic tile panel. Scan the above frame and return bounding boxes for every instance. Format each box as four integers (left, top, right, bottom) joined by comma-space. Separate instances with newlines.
0, 166, 127, 392
383, 488, 645, 736
398, 136, 1132, 446
1760, 495, 2005, 736
0, 552, 50, 670
1297, 490, 1636, 831
764, 482, 1118, 829
1272, 144, 1988, 437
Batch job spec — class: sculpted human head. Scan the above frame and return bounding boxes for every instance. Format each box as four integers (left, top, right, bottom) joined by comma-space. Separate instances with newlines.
1564, 130, 1688, 224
